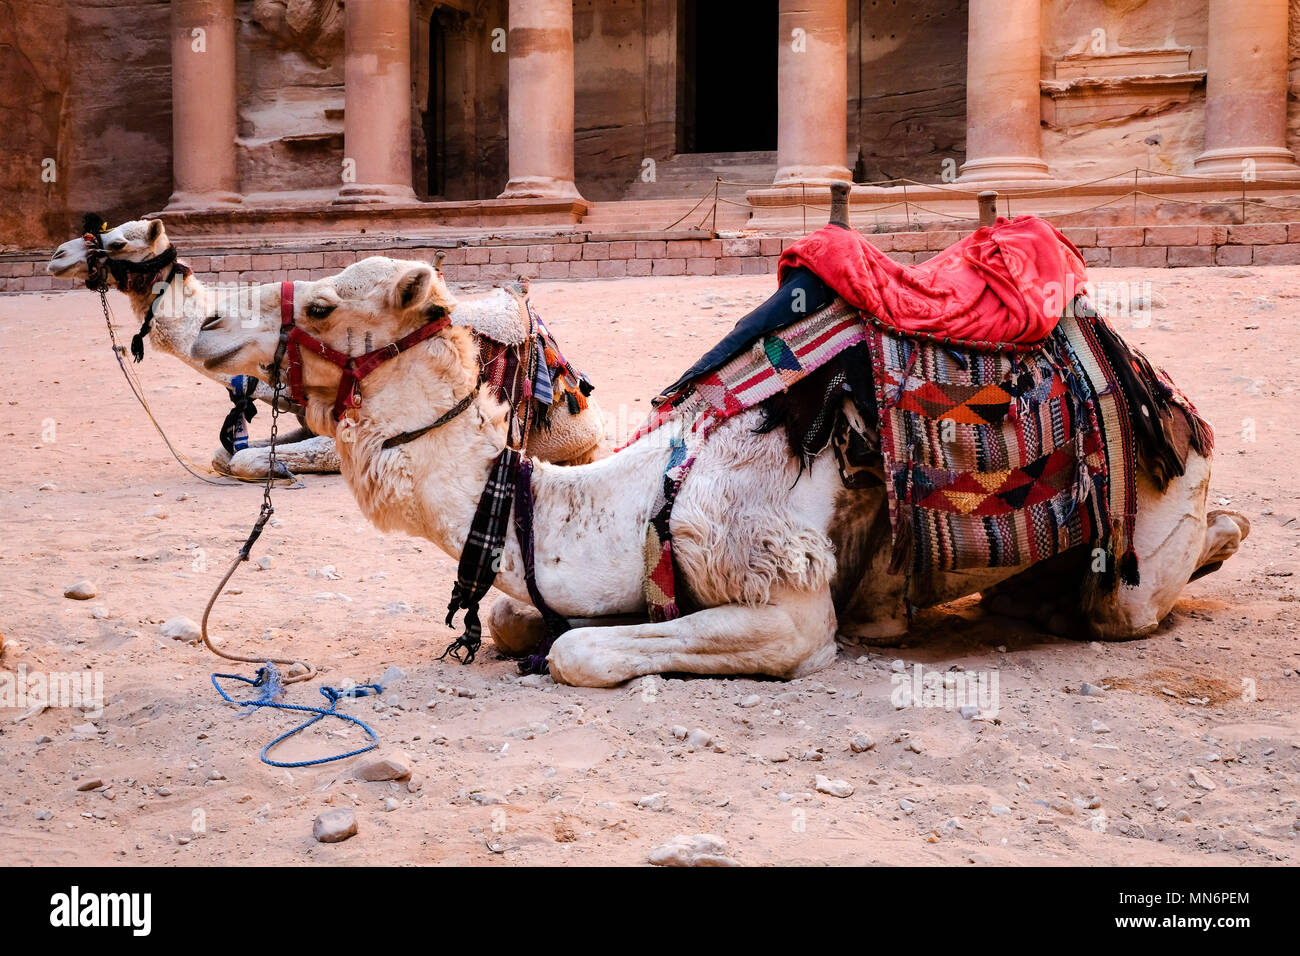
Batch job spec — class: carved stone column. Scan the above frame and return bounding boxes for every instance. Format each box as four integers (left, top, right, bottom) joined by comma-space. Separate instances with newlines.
168, 0, 241, 208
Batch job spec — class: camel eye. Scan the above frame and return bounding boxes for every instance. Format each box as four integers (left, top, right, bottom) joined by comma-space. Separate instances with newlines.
107, 240, 126, 252
305, 302, 335, 320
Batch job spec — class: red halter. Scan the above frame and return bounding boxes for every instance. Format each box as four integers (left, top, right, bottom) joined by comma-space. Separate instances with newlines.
276, 281, 452, 421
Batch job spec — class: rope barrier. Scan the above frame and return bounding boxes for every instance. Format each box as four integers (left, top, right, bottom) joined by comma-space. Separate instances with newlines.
655, 162, 1299, 235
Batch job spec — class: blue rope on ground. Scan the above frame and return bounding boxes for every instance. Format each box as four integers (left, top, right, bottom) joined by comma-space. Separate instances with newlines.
211, 665, 383, 768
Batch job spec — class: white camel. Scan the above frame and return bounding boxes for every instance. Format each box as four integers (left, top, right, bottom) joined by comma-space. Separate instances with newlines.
46, 219, 605, 477
188, 257, 1248, 687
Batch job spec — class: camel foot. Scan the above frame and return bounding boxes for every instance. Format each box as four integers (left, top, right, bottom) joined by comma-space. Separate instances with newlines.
1193, 510, 1250, 579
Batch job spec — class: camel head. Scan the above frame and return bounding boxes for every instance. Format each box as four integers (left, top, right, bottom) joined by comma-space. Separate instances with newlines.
46, 217, 169, 281
191, 256, 468, 435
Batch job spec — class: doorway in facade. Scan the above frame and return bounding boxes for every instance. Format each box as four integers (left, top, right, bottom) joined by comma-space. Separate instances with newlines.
424, 12, 448, 197
679, 0, 778, 153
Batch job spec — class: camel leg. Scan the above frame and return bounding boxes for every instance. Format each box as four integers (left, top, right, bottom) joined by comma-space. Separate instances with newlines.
546, 588, 836, 687
214, 435, 341, 478
1087, 453, 1248, 638
487, 595, 648, 656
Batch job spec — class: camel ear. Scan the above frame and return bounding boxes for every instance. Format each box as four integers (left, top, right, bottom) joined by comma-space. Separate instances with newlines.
147, 219, 165, 243
391, 263, 435, 311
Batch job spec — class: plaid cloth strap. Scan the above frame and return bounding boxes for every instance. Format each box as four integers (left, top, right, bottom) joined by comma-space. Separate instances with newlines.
441, 447, 521, 663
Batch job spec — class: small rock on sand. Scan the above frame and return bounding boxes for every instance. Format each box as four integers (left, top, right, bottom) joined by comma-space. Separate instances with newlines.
1081, 682, 1106, 697
64, 580, 97, 600
849, 733, 875, 753
815, 775, 854, 798
160, 617, 201, 643
313, 808, 357, 843
75, 778, 103, 792
355, 754, 411, 782
1188, 768, 1216, 791
648, 833, 739, 867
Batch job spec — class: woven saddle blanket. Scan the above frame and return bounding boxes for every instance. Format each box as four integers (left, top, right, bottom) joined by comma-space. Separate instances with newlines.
871, 314, 1111, 582
633, 291, 1179, 620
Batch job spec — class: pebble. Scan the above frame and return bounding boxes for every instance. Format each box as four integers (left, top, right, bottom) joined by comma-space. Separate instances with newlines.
505, 722, 549, 740
899, 798, 916, 814
737, 694, 761, 708
75, 778, 103, 792
849, 733, 875, 753
63, 580, 97, 600
670, 725, 688, 740
958, 705, 979, 720
90, 606, 109, 620
468, 791, 505, 806
1175, 810, 1193, 823
38, 482, 57, 491
990, 805, 1012, 816
890, 659, 906, 673
144, 506, 166, 519
71, 722, 99, 737
1091, 719, 1111, 734
34, 810, 53, 821
1188, 768, 1216, 791
1080, 682, 1106, 697
637, 792, 669, 811
312, 808, 358, 843
206, 769, 225, 781
648, 833, 739, 867
355, 755, 411, 782
382, 797, 400, 812
683, 728, 720, 752
255, 555, 273, 570
815, 775, 854, 798
35, 735, 52, 745
160, 616, 201, 643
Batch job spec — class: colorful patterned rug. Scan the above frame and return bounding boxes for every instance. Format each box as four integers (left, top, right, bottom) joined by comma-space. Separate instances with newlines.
869, 314, 1112, 585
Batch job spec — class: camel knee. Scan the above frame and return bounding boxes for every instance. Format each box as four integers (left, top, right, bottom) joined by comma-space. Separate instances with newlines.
486, 597, 545, 656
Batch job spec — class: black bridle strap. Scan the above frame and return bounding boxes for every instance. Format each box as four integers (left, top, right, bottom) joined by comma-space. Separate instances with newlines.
130, 261, 183, 362
381, 386, 481, 449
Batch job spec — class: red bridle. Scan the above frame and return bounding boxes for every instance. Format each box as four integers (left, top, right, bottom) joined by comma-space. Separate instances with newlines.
275, 281, 452, 421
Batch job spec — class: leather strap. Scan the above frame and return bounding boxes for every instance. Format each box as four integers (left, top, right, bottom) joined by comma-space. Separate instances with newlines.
276, 279, 453, 421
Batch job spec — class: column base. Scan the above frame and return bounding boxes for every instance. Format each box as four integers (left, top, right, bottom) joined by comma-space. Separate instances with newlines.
333, 183, 419, 205
164, 190, 244, 212
957, 156, 1052, 182
1193, 146, 1300, 179
773, 164, 853, 186
498, 176, 584, 201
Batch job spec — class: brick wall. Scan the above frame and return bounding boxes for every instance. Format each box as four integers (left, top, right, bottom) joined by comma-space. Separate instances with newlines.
5, 223, 1299, 293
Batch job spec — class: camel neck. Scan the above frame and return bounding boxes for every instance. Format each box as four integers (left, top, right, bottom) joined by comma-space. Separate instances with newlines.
119, 267, 199, 361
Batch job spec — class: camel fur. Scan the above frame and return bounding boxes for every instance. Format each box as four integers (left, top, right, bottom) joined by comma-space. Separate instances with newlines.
188, 257, 1249, 687
46, 220, 605, 477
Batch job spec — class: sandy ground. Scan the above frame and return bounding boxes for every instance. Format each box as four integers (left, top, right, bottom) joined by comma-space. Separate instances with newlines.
0, 267, 1297, 867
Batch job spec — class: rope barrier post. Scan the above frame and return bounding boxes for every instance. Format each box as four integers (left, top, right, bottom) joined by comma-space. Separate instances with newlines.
903, 182, 912, 228
829, 181, 852, 229
977, 190, 998, 228
801, 182, 808, 235
712, 178, 720, 234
